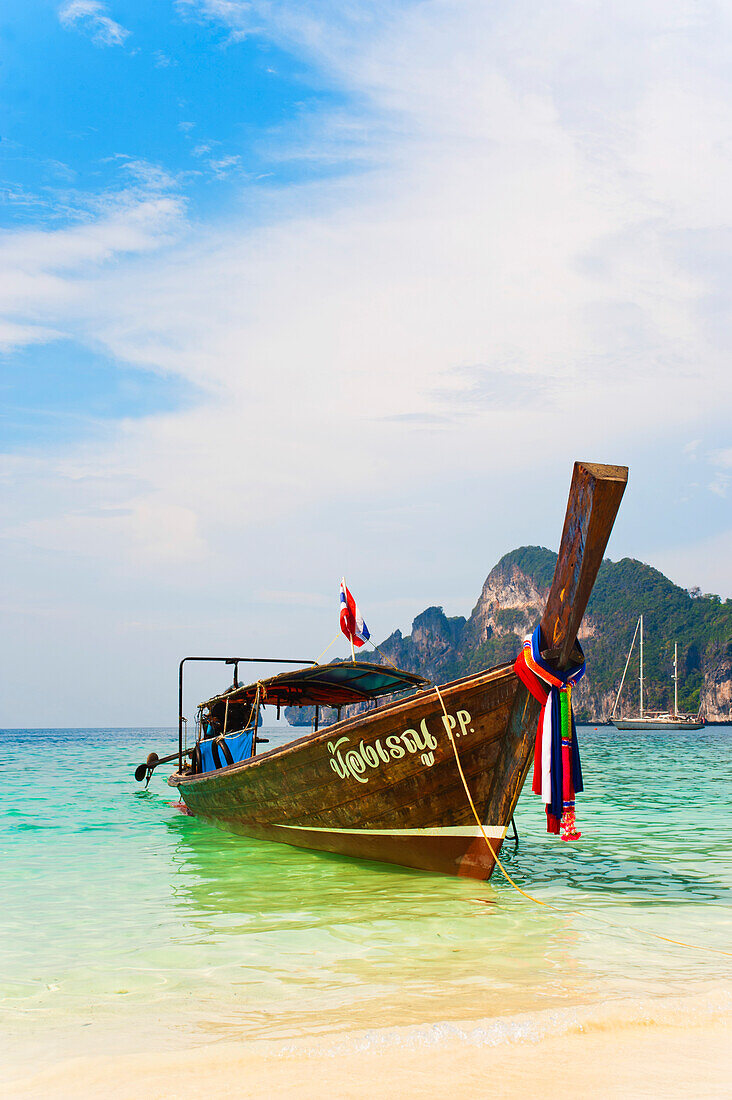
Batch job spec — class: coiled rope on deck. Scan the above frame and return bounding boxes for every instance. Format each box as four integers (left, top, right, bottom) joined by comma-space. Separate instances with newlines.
432, 684, 732, 960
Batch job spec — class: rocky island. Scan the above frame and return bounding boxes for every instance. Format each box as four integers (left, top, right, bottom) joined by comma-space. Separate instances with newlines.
287, 548, 732, 727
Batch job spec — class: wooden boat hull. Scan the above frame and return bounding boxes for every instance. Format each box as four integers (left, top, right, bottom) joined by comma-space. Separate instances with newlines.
171, 664, 521, 879
209, 821, 507, 878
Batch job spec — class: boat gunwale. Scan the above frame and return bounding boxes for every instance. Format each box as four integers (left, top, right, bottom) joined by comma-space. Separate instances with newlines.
170, 660, 516, 788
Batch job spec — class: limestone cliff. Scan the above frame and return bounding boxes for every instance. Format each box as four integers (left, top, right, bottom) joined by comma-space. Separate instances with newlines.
286, 548, 732, 725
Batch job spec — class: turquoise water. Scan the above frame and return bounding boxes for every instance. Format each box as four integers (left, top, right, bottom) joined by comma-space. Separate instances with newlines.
1, 725, 730, 1073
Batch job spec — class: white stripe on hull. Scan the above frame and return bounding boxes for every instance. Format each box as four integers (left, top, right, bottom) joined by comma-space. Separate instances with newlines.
272, 823, 506, 839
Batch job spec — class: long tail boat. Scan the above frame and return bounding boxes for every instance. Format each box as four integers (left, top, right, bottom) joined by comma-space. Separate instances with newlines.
158, 462, 627, 880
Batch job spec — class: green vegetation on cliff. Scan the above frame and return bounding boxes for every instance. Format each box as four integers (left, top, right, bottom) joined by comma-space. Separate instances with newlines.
577, 557, 730, 717
286, 549, 731, 726
376, 550, 732, 722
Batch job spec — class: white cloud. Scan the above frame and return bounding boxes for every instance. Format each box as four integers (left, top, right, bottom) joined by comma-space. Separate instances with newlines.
10, 5, 732, 496
706, 447, 732, 497
0, 320, 63, 351
0, 161, 184, 350
58, 0, 131, 47
712, 448, 732, 468
10, 500, 206, 565
709, 474, 730, 497
207, 154, 242, 178
3, 0, 732, 721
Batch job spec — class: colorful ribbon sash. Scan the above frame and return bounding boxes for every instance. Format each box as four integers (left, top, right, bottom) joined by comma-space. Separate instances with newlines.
514, 626, 585, 839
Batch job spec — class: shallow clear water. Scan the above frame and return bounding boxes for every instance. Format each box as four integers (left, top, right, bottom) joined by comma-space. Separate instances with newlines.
1, 725, 730, 1071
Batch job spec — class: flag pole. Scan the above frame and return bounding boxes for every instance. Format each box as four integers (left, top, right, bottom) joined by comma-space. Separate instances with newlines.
341, 577, 358, 663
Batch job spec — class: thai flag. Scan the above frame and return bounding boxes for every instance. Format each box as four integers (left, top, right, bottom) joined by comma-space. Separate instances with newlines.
340, 578, 370, 648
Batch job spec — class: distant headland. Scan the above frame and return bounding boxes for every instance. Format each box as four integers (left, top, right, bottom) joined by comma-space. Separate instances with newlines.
287, 548, 732, 726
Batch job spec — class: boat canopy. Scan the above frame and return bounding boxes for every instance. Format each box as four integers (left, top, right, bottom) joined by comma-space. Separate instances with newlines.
203, 661, 428, 713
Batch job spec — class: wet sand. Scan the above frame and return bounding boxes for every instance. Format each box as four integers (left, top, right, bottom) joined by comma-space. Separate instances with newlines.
7, 998, 730, 1099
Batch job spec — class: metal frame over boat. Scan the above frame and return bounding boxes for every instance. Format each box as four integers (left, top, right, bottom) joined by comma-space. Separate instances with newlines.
165, 462, 628, 879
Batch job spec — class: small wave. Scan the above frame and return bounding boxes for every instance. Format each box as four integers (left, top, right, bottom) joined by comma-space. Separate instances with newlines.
282, 986, 732, 1059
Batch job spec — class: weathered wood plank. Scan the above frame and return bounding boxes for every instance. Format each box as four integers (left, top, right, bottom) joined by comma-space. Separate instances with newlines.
541, 461, 628, 667
490, 461, 628, 830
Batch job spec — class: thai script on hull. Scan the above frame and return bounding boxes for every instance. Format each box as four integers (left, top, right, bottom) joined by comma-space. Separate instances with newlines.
327, 711, 474, 784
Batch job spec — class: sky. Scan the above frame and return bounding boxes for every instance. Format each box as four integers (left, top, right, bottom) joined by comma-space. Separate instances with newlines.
1, 0, 731, 726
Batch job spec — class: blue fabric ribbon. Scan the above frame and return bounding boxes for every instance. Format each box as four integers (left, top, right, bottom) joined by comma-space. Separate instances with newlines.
530, 626, 586, 824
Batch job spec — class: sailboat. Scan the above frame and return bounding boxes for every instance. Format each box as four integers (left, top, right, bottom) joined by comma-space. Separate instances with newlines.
612, 615, 704, 731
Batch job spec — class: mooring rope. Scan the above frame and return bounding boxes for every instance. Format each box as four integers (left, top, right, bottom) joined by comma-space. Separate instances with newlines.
432, 684, 732, 960
315, 633, 341, 664
434, 684, 552, 906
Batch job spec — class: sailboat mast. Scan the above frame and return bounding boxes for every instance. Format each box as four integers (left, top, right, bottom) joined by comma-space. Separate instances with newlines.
612, 615, 641, 720
639, 613, 644, 719
674, 642, 678, 717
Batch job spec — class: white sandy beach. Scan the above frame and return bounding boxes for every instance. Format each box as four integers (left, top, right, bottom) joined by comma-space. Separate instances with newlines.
6, 991, 730, 1100
6, 1022, 730, 1099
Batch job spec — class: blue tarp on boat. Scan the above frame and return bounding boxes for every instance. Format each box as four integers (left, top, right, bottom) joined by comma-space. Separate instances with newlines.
198, 728, 254, 773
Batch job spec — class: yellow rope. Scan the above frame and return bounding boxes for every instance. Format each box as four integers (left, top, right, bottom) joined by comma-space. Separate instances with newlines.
243, 681, 263, 733
321, 631, 406, 675
434, 684, 550, 906
315, 633, 341, 664
433, 684, 732, 959
365, 637, 405, 673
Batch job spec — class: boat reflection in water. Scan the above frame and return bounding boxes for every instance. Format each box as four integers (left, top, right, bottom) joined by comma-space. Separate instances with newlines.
162, 800, 600, 1041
